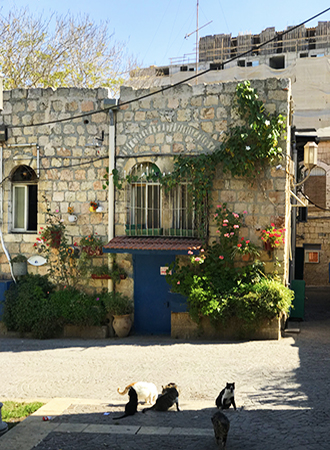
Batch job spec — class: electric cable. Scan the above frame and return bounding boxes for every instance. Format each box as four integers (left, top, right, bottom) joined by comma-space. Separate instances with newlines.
5, 6, 330, 131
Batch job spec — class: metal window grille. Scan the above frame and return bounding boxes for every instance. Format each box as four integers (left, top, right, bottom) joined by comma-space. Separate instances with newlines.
124, 163, 197, 237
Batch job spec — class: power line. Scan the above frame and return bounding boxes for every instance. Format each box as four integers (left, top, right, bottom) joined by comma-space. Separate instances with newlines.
5, 6, 330, 131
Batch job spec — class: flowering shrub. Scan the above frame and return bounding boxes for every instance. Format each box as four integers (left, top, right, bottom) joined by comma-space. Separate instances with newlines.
166, 204, 292, 326
90, 201, 98, 211
261, 224, 285, 248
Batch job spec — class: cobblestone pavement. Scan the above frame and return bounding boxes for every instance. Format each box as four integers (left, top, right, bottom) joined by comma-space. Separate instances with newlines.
0, 287, 330, 449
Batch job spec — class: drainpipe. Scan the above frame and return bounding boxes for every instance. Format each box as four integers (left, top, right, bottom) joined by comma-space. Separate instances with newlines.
105, 99, 117, 293
290, 127, 297, 283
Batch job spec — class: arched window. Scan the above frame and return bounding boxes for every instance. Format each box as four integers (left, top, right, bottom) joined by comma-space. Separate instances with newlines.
126, 162, 161, 235
304, 167, 326, 210
10, 165, 38, 232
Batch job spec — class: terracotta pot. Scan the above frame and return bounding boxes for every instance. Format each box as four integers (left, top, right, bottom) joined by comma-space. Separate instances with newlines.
112, 314, 132, 338
242, 253, 251, 261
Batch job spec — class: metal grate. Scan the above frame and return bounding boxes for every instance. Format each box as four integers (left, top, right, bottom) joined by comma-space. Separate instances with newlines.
123, 163, 197, 237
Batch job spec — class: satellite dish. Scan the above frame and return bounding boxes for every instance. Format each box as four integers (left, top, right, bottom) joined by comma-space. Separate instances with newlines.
27, 255, 47, 266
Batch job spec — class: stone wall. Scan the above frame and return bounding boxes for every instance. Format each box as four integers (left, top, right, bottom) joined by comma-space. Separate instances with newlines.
0, 87, 111, 288
114, 78, 292, 295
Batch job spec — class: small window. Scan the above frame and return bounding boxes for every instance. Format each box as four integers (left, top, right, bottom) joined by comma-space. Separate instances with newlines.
269, 55, 285, 69
10, 165, 38, 232
237, 60, 245, 67
305, 250, 320, 263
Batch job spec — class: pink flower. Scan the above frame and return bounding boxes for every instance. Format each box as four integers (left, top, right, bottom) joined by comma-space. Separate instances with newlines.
55, 209, 59, 213
216, 230, 220, 233
177, 281, 180, 285
230, 232, 234, 236
271, 223, 275, 227
233, 213, 239, 218
243, 211, 247, 214
217, 205, 222, 208
233, 225, 239, 229
222, 223, 228, 227
188, 250, 193, 255
96, 297, 99, 301
219, 255, 224, 260
237, 244, 242, 248
195, 257, 201, 262
40, 227, 43, 230
223, 219, 229, 223
246, 240, 250, 244
201, 249, 204, 252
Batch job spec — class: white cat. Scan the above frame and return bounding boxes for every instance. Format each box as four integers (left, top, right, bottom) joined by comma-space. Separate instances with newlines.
117, 381, 158, 405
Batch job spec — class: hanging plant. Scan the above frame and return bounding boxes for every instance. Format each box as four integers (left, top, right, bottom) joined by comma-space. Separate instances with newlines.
261, 224, 285, 249
89, 201, 98, 212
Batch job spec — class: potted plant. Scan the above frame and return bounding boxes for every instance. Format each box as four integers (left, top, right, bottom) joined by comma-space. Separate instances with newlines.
89, 201, 98, 212
232, 238, 260, 261
261, 224, 285, 251
38, 207, 65, 249
101, 291, 133, 337
11, 254, 28, 277
80, 234, 104, 256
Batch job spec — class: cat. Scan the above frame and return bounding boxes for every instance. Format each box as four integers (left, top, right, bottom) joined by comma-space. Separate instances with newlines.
142, 382, 181, 413
113, 386, 138, 420
215, 383, 236, 410
211, 411, 230, 449
117, 381, 158, 404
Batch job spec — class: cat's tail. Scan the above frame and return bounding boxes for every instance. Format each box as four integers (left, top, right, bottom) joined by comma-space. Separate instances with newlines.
142, 405, 154, 413
113, 414, 127, 420
117, 384, 134, 395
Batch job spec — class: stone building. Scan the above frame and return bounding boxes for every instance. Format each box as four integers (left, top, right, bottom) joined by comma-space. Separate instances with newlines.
0, 87, 112, 289
104, 78, 292, 334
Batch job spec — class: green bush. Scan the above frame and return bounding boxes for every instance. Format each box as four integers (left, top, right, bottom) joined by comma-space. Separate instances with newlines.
3, 274, 57, 339
3, 275, 108, 338
49, 288, 106, 327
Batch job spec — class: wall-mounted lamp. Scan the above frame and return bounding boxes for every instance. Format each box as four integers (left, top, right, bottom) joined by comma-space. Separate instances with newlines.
292, 141, 318, 188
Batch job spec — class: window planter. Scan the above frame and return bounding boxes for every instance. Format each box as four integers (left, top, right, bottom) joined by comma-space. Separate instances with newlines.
125, 226, 163, 236
91, 274, 126, 280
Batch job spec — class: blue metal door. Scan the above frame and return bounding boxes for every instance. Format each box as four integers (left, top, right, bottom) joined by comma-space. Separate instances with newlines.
133, 253, 187, 334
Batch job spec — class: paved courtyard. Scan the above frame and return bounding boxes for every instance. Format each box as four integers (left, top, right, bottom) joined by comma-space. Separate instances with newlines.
0, 286, 329, 449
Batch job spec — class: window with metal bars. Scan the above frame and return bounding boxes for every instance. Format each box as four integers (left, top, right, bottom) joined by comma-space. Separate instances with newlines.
125, 162, 196, 237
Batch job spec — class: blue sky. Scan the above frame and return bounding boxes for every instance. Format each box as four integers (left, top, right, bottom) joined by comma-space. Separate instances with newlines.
1, 1, 330, 67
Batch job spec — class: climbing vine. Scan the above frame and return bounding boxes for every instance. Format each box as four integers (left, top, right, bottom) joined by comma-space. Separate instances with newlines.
104, 81, 286, 240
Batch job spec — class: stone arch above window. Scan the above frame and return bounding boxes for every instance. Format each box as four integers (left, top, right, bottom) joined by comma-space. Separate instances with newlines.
10, 165, 38, 183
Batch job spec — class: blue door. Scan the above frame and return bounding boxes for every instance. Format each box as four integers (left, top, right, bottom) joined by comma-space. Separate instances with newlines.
133, 253, 187, 334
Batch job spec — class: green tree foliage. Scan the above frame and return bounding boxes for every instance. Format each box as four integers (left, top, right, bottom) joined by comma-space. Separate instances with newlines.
0, 7, 137, 95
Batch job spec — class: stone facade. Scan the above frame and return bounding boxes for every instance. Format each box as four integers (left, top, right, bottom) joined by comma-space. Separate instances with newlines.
114, 78, 292, 294
0, 87, 111, 288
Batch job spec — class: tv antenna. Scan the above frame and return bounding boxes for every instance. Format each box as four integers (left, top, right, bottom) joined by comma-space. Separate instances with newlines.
184, 1, 212, 83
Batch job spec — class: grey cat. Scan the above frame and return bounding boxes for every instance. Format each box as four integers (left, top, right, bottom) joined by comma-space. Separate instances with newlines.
212, 411, 230, 449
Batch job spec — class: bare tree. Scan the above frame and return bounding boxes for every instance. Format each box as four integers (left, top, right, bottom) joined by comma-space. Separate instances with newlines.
0, 8, 137, 96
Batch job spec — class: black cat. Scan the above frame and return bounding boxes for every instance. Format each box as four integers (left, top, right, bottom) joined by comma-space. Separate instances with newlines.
143, 383, 181, 412
113, 386, 138, 420
215, 383, 236, 410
